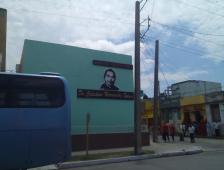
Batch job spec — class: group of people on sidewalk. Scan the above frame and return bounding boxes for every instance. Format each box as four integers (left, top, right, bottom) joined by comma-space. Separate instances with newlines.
160, 123, 176, 143
206, 121, 221, 137
160, 122, 196, 143
160, 120, 223, 143
179, 123, 196, 143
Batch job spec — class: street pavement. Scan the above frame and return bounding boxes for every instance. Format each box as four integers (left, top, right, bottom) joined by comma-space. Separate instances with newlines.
67, 150, 224, 170
148, 136, 224, 153
30, 137, 224, 170
58, 137, 224, 170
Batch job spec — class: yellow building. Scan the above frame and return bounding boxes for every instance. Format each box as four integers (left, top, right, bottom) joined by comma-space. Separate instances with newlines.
180, 95, 206, 135
140, 99, 154, 131
143, 99, 154, 119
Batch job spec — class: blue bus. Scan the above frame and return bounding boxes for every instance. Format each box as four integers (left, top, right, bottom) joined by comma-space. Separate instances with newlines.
0, 72, 71, 170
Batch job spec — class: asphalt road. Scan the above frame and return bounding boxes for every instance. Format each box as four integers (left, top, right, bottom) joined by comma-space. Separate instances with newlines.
66, 138, 224, 170
67, 150, 224, 170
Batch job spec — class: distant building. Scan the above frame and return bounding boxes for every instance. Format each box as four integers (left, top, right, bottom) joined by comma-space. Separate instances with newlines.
205, 91, 224, 136
161, 80, 224, 136
160, 94, 180, 129
171, 80, 222, 97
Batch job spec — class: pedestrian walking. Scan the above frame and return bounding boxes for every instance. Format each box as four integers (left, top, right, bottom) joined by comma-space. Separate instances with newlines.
182, 123, 186, 137
161, 123, 166, 142
169, 123, 175, 142
206, 121, 212, 137
188, 124, 195, 143
164, 123, 170, 142
214, 122, 220, 137
179, 124, 184, 141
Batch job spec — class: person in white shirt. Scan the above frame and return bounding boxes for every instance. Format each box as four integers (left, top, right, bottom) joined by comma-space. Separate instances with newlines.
206, 121, 212, 137
188, 124, 195, 143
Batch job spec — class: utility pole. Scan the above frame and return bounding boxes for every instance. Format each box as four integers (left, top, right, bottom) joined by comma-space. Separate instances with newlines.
134, 0, 142, 155
153, 40, 159, 143
85, 112, 90, 157
0, 8, 7, 72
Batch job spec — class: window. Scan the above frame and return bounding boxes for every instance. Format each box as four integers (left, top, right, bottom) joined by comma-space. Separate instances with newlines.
210, 104, 221, 122
0, 74, 65, 108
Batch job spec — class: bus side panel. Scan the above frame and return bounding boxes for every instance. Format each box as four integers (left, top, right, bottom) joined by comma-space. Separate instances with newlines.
0, 109, 29, 170
29, 129, 67, 167
24, 107, 70, 168
0, 107, 70, 169
0, 131, 29, 170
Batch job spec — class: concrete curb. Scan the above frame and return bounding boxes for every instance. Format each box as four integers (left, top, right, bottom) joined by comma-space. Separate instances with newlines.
204, 149, 224, 152
58, 147, 203, 169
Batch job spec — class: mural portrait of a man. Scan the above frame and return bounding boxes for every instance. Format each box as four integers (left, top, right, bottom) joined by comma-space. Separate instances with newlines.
100, 69, 119, 91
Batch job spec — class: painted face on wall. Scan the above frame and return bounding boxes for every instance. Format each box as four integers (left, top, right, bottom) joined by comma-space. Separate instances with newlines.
105, 71, 115, 87
100, 69, 119, 90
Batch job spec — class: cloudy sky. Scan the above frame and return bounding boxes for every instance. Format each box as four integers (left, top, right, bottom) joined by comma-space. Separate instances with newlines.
1, 0, 224, 96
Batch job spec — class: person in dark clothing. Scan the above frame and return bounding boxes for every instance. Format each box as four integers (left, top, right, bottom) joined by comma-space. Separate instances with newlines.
169, 123, 175, 142
164, 123, 170, 142
100, 69, 119, 90
161, 123, 166, 142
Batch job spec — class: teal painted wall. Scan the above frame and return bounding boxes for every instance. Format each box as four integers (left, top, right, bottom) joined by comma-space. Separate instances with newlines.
22, 39, 134, 134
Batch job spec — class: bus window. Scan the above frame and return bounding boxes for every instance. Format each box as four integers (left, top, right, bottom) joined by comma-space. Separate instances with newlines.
0, 74, 65, 108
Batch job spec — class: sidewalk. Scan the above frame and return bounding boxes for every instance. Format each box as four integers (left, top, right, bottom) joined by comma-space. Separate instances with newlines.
71, 136, 199, 156
29, 136, 223, 170
57, 136, 203, 169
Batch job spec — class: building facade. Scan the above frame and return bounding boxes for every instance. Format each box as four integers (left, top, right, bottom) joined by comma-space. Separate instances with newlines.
205, 91, 224, 136
171, 80, 222, 97
19, 39, 149, 150
161, 80, 224, 136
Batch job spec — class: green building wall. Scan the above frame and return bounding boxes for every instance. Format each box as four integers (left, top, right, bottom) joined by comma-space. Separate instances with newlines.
21, 39, 134, 135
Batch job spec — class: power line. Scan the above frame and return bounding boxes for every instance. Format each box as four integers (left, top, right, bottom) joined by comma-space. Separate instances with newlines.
10, 6, 224, 46
159, 49, 189, 81
150, 0, 156, 19
158, 71, 224, 95
142, 21, 224, 59
158, 46, 224, 93
140, 16, 150, 40
159, 70, 223, 95
140, 0, 148, 11
174, 0, 224, 18
147, 37, 204, 56
158, 68, 223, 95
205, 0, 224, 9
159, 47, 224, 92
150, 19, 224, 37
146, 36, 224, 60
148, 20, 224, 48
160, 67, 170, 87
160, 48, 181, 68
9, 8, 135, 26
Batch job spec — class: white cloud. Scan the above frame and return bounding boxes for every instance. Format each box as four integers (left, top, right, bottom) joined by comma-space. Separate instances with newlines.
0, 0, 136, 70
141, 73, 154, 96
69, 40, 134, 56
141, 67, 208, 96
0, 0, 223, 93
161, 68, 208, 83
1, 0, 223, 70
70, 39, 154, 73
151, 0, 224, 62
